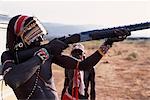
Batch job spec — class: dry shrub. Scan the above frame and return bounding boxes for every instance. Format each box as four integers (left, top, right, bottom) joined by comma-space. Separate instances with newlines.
125, 52, 138, 61
116, 50, 122, 55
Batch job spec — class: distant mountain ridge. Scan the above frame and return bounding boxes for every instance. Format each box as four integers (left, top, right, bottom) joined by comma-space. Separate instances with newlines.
43, 22, 100, 39
0, 14, 10, 22
0, 14, 149, 38
0, 14, 100, 36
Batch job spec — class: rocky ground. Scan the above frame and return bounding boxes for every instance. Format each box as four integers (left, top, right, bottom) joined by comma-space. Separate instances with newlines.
1, 40, 150, 100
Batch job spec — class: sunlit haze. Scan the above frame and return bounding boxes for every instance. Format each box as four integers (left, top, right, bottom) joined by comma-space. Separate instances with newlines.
0, 0, 149, 26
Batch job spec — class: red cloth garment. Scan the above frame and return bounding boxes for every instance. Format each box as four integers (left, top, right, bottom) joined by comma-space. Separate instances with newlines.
62, 62, 80, 100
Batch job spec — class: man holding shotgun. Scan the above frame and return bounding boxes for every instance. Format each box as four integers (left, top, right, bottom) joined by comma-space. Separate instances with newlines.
1, 15, 130, 100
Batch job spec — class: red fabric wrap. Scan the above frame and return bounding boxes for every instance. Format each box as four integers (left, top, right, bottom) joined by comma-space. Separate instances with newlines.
15, 16, 28, 35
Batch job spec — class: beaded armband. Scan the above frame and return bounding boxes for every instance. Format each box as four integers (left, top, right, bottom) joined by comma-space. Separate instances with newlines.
98, 43, 111, 56
34, 48, 49, 64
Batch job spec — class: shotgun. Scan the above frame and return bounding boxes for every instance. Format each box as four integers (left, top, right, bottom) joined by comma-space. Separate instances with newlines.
0, 22, 149, 74
58, 22, 150, 44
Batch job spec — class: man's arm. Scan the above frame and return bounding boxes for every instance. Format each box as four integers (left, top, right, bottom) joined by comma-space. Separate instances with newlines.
53, 46, 105, 70
1, 50, 44, 89
53, 29, 130, 70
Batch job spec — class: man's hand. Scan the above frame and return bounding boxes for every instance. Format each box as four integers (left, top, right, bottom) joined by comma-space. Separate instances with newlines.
44, 39, 68, 55
105, 28, 131, 45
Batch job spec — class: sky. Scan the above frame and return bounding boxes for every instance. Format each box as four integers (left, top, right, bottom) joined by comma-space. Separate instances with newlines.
0, 0, 149, 26
0, 0, 150, 37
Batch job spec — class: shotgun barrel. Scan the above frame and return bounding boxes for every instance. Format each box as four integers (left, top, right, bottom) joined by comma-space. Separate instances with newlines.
58, 22, 150, 44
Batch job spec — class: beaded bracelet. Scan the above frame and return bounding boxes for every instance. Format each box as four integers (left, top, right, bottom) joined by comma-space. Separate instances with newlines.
97, 49, 105, 56
98, 43, 111, 56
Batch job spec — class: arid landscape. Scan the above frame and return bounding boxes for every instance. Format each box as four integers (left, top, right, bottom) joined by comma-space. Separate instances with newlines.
0, 40, 150, 100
